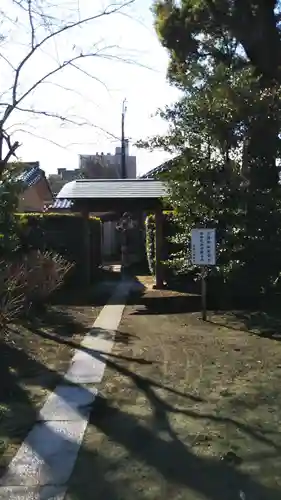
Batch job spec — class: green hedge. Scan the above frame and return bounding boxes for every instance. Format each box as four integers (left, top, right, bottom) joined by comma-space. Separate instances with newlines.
145, 214, 156, 275
15, 212, 100, 220
16, 212, 101, 284
145, 211, 184, 281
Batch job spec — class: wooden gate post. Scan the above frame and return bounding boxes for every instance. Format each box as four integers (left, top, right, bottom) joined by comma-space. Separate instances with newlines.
82, 208, 91, 286
155, 208, 164, 289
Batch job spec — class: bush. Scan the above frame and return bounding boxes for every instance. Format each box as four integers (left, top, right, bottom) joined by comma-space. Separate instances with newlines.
0, 168, 24, 257
145, 215, 156, 275
0, 251, 73, 334
145, 212, 190, 284
22, 251, 73, 305
0, 261, 26, 334
16, 212, 101, 284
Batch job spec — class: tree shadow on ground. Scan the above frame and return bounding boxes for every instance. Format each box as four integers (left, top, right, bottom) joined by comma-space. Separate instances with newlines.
51, 268, 122, 307
85, 394, 281, 500
102, 351, 281, 451
131, 294, 202, 315
0, 339, 134, 499
1, 331, 280, 500
51, 285, 111, 307
18, 320, 202, 404
24, 315, 140, 346
0, 338, 65, 476
234, 310, 281, 341
2, 274, 281, 499
52, 272, 146, 308
26, 307, 90, 337
208, 309, 281, 341
63, 341, 281, 499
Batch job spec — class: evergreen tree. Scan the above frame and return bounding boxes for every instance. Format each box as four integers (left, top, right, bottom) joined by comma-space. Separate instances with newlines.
139, 1, 281, 297
0, 164, 25, 256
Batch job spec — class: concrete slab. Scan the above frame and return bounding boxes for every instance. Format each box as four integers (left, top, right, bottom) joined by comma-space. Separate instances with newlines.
0, 420, 87, 487
80, 326, 115, 344
39, 385, 97, 422
65, 335, 116, 384
65, 280, 132, 384
64, 350, 105, 384
0, 278, 133, 498
0, 485, 65, 500
94, 280, 132, 331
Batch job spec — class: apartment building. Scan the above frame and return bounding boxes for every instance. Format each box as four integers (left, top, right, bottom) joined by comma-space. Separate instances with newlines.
79, 142, 137, 179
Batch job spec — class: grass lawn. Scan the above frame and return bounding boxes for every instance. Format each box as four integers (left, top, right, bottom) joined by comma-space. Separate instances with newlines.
67, 277, 281, 500
0, 286, 103, 477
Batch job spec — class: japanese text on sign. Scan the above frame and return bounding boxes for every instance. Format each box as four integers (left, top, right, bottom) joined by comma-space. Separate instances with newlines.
191, 229, 216, 266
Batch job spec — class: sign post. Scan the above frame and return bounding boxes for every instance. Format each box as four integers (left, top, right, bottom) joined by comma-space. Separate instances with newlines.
191, 228, 216, 321
201, 266, 207, 321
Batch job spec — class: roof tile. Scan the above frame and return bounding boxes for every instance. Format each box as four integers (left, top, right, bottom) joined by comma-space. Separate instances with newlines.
56, 179, 167, 199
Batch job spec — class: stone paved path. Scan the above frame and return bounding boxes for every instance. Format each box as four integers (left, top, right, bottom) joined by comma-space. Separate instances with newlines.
0, 279, 132, 500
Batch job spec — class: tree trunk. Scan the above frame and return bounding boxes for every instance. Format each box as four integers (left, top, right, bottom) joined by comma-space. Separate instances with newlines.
246, 116, 279, 191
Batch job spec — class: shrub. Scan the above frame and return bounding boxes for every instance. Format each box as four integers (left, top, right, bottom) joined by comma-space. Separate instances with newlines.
0, 261, 26, 335
145, 211, 189, 283
0, 251, 73, 334
15, 212, 101, 284
19, 251, 73, 305
145, 215, 156, 275
0, 170, 24, 257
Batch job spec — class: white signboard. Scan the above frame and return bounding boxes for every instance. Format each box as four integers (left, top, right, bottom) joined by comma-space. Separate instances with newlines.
191, 228, 216, 266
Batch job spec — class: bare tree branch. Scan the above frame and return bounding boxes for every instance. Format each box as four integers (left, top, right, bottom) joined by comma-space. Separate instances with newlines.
0, 52, 16, 70
13, 106, 121, 140
27, 0, 35, 48
10, 126, 71, 151
3, 140, 20, 163
94, 52, 157, 72
0, 129, 20, 164
0, 0, 136, 174
10, 125, 119, 153
14, 50, 105, 109
14, 106, 92, 126
40, 81, 106, 107
11, 1, 134, 108
68, 61, 112, 89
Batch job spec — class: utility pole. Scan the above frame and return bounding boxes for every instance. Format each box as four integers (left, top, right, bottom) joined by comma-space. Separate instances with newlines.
121, 98, 127, 179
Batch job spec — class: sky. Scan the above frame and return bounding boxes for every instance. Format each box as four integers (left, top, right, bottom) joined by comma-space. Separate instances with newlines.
0, 0, 179, 176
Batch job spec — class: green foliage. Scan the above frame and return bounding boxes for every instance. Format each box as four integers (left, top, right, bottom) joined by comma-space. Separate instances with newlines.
141, 0, 281, 299
0, 164, 25, 256
153, 1, 281, 85
166, 155, 281, 292
145, 215, 156, 275
145, 211, 188, 281
151, 0, 281, 188
16, 214, 101, 284
15, 212, 100, 220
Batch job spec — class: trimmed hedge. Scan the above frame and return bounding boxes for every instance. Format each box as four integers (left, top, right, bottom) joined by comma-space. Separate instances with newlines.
145, 211, 183, 282
16, 212, 101, 284
145, 214, 156, 275
15, 212, 100, 220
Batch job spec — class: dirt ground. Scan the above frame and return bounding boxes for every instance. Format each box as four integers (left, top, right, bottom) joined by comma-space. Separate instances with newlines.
0, 292, 102, 476
67, 280, 281, 500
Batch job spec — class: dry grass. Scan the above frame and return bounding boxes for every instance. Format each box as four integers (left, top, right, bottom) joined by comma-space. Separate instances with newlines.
67, 284, 281, 500
0, 301, 102, 475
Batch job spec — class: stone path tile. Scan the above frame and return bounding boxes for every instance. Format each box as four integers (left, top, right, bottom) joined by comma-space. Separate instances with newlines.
39, 385, 97, 422
0, 420, 87, 486
65, 280, 131, 384
0, 279, 133, 500
0, 485, 66, 500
